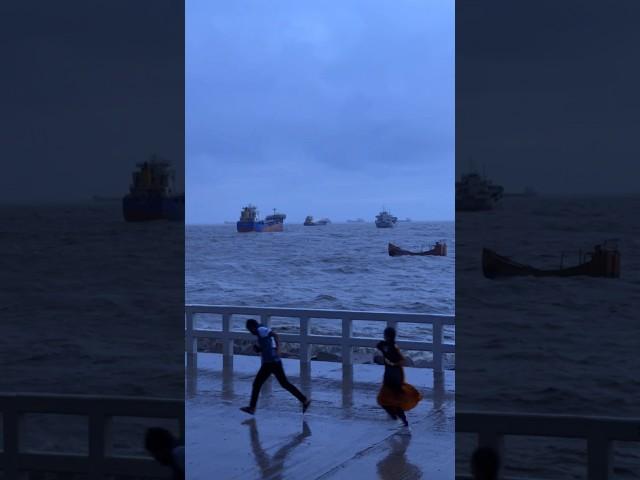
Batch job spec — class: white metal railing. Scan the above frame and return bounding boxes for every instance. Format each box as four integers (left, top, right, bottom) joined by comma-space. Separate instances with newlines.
0, 393, 184, 479
185, 305, 455, 372
456, 411, 640, 480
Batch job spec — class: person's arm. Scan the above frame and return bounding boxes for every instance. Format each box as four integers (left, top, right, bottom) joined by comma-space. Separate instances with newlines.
270, 331, 281, 355
384, 346, 406, 367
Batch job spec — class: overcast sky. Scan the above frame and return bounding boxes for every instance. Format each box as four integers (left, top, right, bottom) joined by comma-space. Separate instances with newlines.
457, 0, 640, 195
187, 0, 454, 224
0, 1, 184, 203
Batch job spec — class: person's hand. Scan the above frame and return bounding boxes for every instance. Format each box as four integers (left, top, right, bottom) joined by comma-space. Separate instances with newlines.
253, 344, 261, 353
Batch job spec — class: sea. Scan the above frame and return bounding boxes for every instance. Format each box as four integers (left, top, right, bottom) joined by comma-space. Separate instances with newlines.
1, 203, 184, 460
186, 221, 455, 366
5, 199, 638, 477
455, 196, 640, 478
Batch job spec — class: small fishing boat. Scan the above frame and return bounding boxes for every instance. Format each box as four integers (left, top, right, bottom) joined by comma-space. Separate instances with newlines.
482, 241, 620, 279
388, 241, 447, 257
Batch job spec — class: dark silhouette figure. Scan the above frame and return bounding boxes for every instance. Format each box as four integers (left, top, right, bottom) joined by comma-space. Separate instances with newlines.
376, 327, 423, 427
244, 418, 312, 480
376, 432, 422, 479
144, 427, 184, 480
471, 446, 500, 480
240, 318, 311, 415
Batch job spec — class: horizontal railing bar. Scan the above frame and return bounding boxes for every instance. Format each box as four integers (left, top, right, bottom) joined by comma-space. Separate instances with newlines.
5, 453, 168, 476
0, 394, 183, 477
0, 394, 183, 418
191, 329, 454, 353
185, 305, 454, 374
456, 476, 537, 480
185, 304, 454, 324
457, 411, 640, 441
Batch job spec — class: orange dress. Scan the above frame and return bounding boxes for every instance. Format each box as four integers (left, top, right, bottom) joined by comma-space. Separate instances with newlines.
376, 342, 423, 411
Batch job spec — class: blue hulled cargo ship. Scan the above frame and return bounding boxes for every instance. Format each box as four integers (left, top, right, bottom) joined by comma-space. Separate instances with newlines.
237, 205, 286, 232
122, 156, 184, 222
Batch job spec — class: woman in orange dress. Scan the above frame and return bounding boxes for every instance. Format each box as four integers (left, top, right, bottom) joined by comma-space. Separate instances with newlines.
376, 327, 423, 427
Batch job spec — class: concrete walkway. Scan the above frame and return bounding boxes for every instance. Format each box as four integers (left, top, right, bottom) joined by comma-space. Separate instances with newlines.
187, 354, 454, 479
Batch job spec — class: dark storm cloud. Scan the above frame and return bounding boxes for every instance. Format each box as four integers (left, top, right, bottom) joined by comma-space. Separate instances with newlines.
0, 1, 184, 202
187, 0, 454, 223
457, 0, 640, 194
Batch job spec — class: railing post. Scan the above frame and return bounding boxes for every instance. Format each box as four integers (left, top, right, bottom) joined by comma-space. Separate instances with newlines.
222, 314, 233, 357
478, 431, 504, 462
89, 408, 111, 480
587, 434, 613, 480
299, 317, 310, 364
3, 401, 28, 480
432, 320, 443, 373
222, 355, 235, 400
342, 317, 353, 366
178, 404, 186, 443
185, 310, 197, 369
342, 364, 354, 409
185, 310, 196, 353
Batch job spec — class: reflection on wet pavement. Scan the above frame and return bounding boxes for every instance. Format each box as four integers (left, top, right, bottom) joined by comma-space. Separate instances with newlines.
376, 434, 420, 480
244, 418, 311, 480
187, 354, 454, 479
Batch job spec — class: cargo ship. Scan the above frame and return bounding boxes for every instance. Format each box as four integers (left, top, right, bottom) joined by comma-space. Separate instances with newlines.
375, 209, 397, 228
122, 156, 184, 222
455, 172, 503, 211
304, 216, 330, 226
237, 206, 286, 232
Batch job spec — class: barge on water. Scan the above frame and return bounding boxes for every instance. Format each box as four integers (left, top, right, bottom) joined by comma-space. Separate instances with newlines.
237, 205, 286, 232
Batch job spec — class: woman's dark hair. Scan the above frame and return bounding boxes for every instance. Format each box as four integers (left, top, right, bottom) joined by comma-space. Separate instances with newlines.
246, 318, 259, 330
383, 327, 396, 341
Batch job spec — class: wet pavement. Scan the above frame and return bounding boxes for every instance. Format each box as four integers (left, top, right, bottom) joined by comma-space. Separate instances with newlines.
186, 354, 454, 480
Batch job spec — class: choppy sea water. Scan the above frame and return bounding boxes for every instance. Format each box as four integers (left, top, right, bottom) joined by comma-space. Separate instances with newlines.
456, 196, 640, 478
186, 221, 455, 366
1, 204, 184, 458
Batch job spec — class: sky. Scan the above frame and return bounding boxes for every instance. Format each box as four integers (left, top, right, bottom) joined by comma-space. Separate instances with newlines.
187, 0, 454, 224
0, 1, 184, 203
456, 0, 640, 195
